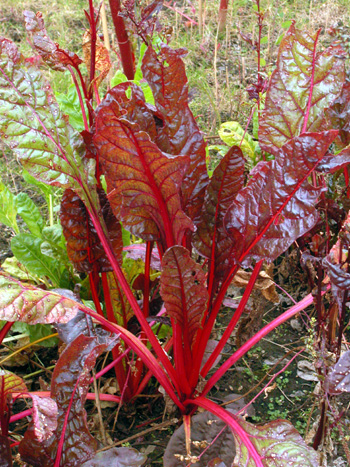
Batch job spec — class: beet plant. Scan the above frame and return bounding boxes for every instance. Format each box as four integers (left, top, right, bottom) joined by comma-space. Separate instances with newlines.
0, 1, 350, 465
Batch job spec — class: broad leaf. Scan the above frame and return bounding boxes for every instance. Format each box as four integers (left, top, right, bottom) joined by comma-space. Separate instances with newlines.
22, 169, 53, 207
218, 122, 258, 163
0, 435, 12, 467
1, 256, 36, 282
193, 146, 245, 286
160, 246, 208, 347
232, 418, 318, 466
30, 395, 58, 442
0, 369, 27, 404
325, 80, 350, 150
94, 102, 193, 248
82, 447, 147, 466
16, 191, 44, 237
55, 81, 89, 132
224, 132, 337, 267
0, 38, 96, 204
0, 181, 19, 233
141, 44, 209, 221
124, 243, 161, 270
60, 188, 122, 273
40, 224, 70, 266
24, 11, 82, 71
0, 273, 79, 324
324, 350, 350, 395
259, 24, 345, 155
19, 334, 115, 466
11, 233, 61, 285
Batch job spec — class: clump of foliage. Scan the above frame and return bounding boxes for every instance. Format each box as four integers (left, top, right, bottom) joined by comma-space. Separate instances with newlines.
0, 1, 350, 466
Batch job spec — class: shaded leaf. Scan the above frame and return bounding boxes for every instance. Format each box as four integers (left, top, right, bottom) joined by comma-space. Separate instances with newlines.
0, 181, 19, 233
0, 273, 79, 324
55, 80, 89, 132
40, 224, 70, 266
16, 191, 44, 237
142, 44, 209, 221
224, 132, 337, 267
94, 102, 193, 247
325, 79, 350, 149
11, 233, 60, 285
124, 243, 161, 270
232, 418, 318, 466
218, 122, 258, 162
82, 30, 111, 89
160, 246, 208, 346
82, 446, 147, 466
24, 11, 82, 71
0, 434, 12, 467
19, 334, 115, 466
22, 169, 53, 207
259, 24, 345, 155
60, 188, 122, 273
0, 38, 97, 204
324, 350, 350, 395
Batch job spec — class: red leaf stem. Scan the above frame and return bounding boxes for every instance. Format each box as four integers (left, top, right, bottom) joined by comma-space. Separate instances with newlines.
88, 0, 97, 99
0, 322, 14, 346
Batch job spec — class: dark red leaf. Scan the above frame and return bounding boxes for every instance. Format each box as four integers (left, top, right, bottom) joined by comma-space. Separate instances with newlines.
224, 132, 337, 267
325, 80, 350, 149
259, 24, 345, 156
141, 44, 209, 221
324, 350, 350, 395
193, 146, 245, 286
30, 395, 57, 442
60, 188, 123, 273
94, 102, 193, 248
160, 246, 208, 347
19, 334, 115, 466
24, 11, 82, 71
82, 446, 147, 466
0, 435, 12, 467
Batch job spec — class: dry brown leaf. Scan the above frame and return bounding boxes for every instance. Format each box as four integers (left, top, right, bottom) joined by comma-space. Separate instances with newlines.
232, 268, 279, 303
82, 30, 111, 90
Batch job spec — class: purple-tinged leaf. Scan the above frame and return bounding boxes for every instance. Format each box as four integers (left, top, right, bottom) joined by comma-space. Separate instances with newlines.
60, 188, 123, 273
232, 418, 318, 466
24, 11, 82, 71
193, 146, 245, 285
316, 145, 350, 173
0, 434, 12, 467
142, 44, 209, 221
324, 350, 350, 395
94, 102, 193, 247
19, 334, 115, 466
259, 24, 345, 156
325, 80, 350, 149
160, 246, 208, 347
323, 256, 350, 290
82, 447, 147, 466
124, 243, 161, 270
224, 132, 337, 267
0, 38, 97, 205
0, 273, 80, 324
30, 395, 57, 442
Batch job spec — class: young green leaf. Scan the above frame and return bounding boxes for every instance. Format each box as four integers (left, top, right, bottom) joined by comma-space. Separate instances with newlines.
0, 181, 19, 233
16, 192, 44, 237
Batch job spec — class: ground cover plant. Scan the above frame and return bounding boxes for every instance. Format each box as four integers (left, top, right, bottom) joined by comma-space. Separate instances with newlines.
0, 0, 350, 465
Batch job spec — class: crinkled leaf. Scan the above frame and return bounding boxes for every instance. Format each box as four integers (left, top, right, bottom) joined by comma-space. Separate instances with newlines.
316, 145, 350, 174
0, 180, 19, 233
19, 334, 115, 466
0, 434, 12, 467
11, 233, 60, 285
259, 24, 345, 156
16, 191, 44, 237
224, 132, 337, 267
30, 395, 58, 442
0, 273, 79, 324
232, 418, 318, 466
218, 122, 258, 162
142, 44, 209, 221
60, 188, 122, 273
82, 30, 111, 89
94, 103, 193, 247
40, 224, 70, 266
0, 369, 27, 404
1, 256, 36, 282
0, 38, 96, 204
325, 79, 350, 149
193, 146, 244, 286
160, 246, 208, 346
324, 350, 350, 395
82, 447, 147, 466
24, 11, 82, 71
124, 243, 161, 270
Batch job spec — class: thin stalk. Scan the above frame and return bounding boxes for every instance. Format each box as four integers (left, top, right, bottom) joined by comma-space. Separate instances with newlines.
0, 322, 14, 346
88, 0, 97, 100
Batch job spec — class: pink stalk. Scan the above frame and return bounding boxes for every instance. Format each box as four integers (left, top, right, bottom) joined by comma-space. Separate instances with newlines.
201, 290, 324, 397
186, 397, 264, 467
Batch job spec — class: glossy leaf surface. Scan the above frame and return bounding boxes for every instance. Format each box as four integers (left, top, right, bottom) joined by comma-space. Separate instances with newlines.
160, 246, 208, 346
0, 273, 79, 324
259, 25, 344, 155
30, 394, 58, 442
60, 188, 122, 273
142, 44, 209, 221
232, 418, 318, 466
324, 350, 350, 395
224, 132, 337, 267
94, 101, 193, 247
19, 334, 114, 466
325, 80, 350, 149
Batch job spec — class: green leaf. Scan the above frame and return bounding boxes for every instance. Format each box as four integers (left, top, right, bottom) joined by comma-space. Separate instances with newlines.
260, 36, 268, 44
1, 256, 38, 282
41, 224, 69, 265
0, 181, 19, 233
16, 192, 44, 237
22, 169, 53, 206
11, 233, 60, 286
218, 121, 258, 163
28, 323, 59, 348
282, 20, 292, 29
55, 80, 88, 132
